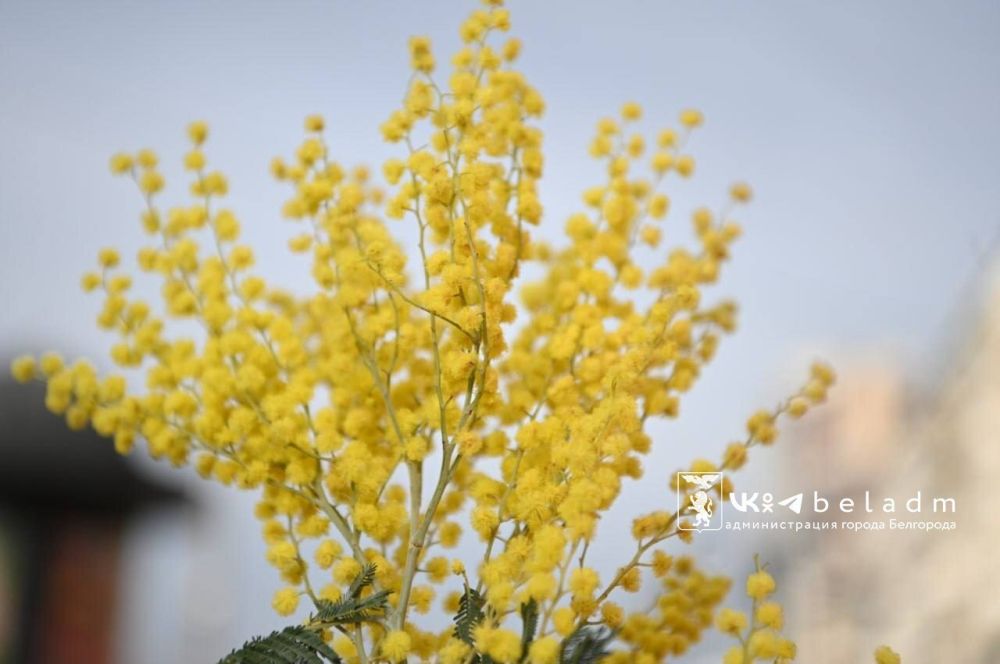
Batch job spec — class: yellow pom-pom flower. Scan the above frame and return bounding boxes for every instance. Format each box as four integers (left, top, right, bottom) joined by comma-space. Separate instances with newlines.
10, 356, 37, 383
381, 630, 411, 662
271, 587, 299, 616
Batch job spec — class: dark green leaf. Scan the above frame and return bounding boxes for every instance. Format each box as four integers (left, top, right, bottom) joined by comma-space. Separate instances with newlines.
518, 599, 538, 662
219, 565, 386, 663
559, 626, 615, 664
217, 625, 341, 664
313, 564, 389, 626
313, 588, 390, 625
347, 563, 377, 599
453, 586, 486, 645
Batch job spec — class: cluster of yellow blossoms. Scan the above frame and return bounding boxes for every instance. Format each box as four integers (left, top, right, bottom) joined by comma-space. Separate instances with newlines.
716, 558, 795, 663
10, 1, 902, 662
712, 559, 900, 664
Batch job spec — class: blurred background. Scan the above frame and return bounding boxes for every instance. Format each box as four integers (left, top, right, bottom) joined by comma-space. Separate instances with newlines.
1, 0, 998, 662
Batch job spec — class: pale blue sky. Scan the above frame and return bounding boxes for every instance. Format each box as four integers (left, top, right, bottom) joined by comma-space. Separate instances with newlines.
2, 1, 998, 661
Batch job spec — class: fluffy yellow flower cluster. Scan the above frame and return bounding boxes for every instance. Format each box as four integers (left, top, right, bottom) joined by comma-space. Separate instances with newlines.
9, 1, 897, 662
717, 558, 795, 663
713, 559, 903, 664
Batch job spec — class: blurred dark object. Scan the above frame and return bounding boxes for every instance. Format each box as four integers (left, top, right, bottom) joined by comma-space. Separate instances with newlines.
0, 379, 186, 664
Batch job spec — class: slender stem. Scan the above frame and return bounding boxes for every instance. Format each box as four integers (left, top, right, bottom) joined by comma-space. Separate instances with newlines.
393, 446, 461, 629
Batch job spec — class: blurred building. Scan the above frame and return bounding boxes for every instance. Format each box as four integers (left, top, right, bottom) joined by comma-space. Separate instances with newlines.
778, 273, 1000, 662
0, 380, 187, 664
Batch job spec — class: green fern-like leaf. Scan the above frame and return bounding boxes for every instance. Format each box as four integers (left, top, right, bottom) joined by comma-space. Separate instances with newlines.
217, 625, 341, 664
312, 562, 388, 625
313, 562, 389, 626
347, 562, 377, 598
313, 589, 390, 625
219, 565, 385, 664
453, 586, 486, 645
518, 599, 538, 662
559, 626, 615, 664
